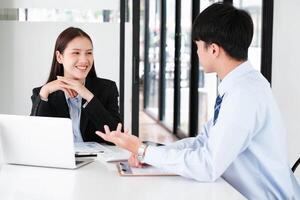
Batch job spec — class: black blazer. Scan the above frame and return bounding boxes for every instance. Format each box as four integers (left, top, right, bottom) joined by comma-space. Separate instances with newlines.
30, 77, 122, 144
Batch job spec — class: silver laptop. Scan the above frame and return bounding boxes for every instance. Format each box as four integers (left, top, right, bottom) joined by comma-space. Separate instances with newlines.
0, 114, 93, 169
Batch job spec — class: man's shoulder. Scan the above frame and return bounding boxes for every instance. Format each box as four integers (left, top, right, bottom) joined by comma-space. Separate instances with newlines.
225, 75, 271, 110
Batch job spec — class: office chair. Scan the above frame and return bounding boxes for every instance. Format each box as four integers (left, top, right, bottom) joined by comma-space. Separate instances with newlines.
292, 158, 300, 172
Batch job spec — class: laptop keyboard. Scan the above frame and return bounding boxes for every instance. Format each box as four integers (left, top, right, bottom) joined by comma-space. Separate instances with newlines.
76, 160, 85, 165
75, 142, 130, 162
74, 142, 112, 154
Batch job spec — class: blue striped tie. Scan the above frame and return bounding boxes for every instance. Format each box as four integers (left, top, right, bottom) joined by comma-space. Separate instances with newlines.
213, 95, 224, 125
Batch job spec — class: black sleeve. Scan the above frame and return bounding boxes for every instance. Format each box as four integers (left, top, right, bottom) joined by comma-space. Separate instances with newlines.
82, 82, 122, 132
30, 87, 55, 117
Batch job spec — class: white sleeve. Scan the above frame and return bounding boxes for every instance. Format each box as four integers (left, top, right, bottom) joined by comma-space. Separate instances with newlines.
163, 119, 212, 150
143, 92, 258, 182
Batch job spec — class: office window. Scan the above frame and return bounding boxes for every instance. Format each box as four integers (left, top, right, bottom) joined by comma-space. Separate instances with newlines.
233, 0, 262, 71
20, 9, 119, 22
178, 0, 192, 135
0, 8, 119, 23
196, 0, 220, 133
145, 0, 161, 117
162, 0, 176, 129
137, 0, 272, 138
140, 0, 145, 82
0, 8, 19, 20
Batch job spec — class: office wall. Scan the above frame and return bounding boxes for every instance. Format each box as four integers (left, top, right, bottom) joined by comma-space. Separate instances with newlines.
0, 0, 134, 131
0, 0, 118, 10
272, 0, 300, 167
0, 22, 120, 116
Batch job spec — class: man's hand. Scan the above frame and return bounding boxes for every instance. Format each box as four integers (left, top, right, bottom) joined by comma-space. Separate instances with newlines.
95, 123, 142, 154
128, 153, 143, 168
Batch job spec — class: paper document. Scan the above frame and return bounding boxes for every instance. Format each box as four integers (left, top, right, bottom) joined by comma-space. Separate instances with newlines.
74, 142, 110, 155
117, 162, 178, 176
99, 148, 130, 162
75, 142, 130, 161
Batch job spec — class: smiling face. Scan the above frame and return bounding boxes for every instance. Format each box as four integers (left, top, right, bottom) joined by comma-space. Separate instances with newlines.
56, 36, 93, 82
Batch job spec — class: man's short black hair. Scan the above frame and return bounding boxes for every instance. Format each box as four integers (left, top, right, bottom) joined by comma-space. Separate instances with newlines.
192, 3, 253, 61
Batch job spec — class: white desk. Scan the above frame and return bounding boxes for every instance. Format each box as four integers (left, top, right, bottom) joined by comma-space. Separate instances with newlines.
0, 142, 245, 200
0, 155, 245, 200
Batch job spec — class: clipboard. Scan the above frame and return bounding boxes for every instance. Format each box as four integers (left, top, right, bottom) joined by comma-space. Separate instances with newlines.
116, 162, 178, 176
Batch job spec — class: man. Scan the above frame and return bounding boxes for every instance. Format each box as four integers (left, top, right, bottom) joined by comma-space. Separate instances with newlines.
96, 3, 300, 199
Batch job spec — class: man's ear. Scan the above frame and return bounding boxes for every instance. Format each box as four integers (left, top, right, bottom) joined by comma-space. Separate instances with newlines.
210, 43, 220, 57
56, 51, 63, 64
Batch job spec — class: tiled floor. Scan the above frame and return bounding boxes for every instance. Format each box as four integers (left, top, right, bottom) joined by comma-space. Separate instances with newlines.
138, 90, 178, 144
139, 110, 178, 144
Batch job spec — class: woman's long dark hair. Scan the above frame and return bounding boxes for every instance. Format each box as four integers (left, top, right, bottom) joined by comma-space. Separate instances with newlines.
46, 27, 97, 83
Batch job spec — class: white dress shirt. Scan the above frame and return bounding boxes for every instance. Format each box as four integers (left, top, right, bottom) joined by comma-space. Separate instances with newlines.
143, 61, 300, 199
66, 95, 84, 143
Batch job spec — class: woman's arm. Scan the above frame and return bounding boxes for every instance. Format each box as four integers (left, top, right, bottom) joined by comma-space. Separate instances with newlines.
83, 81, 122, 132
30, 87, 55, 116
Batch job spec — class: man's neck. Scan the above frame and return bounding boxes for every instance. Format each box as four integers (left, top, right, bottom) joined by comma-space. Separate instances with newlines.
216, 59, 246, 80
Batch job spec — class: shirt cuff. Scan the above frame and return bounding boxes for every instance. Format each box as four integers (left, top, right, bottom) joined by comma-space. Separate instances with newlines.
143, 145, 164, 166
82, 101, 89, 108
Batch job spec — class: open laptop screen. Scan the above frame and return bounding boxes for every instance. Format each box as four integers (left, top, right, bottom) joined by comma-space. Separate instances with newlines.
0, 114, 83, 169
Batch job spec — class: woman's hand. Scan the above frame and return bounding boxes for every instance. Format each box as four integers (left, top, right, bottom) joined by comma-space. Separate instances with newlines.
39, 79, 77, 99
56, 76, 94, 102
95, 123, 142, 154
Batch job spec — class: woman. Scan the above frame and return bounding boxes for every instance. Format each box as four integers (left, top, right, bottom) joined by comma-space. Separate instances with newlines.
30, 27, 121, 144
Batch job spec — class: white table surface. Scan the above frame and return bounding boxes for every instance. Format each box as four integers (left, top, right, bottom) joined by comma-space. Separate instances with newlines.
0, 148, 245, 200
